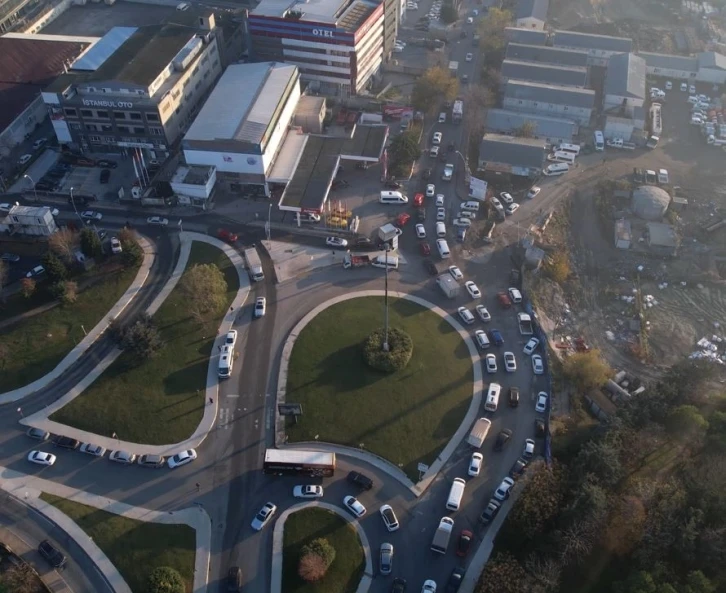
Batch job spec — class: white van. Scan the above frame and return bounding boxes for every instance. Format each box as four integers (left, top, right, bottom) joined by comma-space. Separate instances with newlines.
438, 112, 447, 123
436, 221, 446, 237
544, 163, 569, 176
556, 143, 581, 156
430, 146, 440, 158
218, 345, 233, 379
380, 191, 408, 204
461, 201, 480, 212
436, 239, 450, 259
548, 151, 576, 165
446, 478, 467, 511
594, 130, 604, 151
484, 382, 501, 412
371, 254, 399, 270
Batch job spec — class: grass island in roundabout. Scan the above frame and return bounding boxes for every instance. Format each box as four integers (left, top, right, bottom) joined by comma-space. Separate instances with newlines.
286, 296, 473, 480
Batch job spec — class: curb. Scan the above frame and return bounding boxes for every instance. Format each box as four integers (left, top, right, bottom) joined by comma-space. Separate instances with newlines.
274, 291, 483, 497
0, 235, 155, 404
270, 502, 373, 593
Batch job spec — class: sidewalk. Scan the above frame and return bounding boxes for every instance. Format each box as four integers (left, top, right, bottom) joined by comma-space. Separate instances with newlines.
0, 236, 156, 404
0, 464, 212, 593
270, 501, 372, 593
20, 232, 251, 456
274, 290, 483, 496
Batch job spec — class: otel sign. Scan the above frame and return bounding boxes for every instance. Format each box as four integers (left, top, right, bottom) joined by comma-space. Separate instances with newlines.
312, 28, 335, 38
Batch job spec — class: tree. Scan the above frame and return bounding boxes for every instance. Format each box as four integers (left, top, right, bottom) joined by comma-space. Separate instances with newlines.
614, 571, 657, 593
665, 405, 709, 443
0, 562, 39, 593
61, 280, 78, 305
42, 250, 68, 282
571, 439, 624, 487
515, 121, 538, 138
440, 2, 457, 22
603, 495, 646, 555
0, 342, 8, 370
298, 538, 336, 582
80, 227, 102, 259
146, 566, 184, 593
706, 410, 726, 451
562, 349, 612, 392
112, 313, 163, 362
475, 552, 530, 593
49, 227, 80, 263
180, 263, 227, 324
20, 278, 36, 298
411, 67, 459, 114
388, 132, 421, 177
477, 7, 512, 56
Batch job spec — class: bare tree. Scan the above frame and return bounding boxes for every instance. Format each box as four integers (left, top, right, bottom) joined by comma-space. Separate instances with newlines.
559, 519, 597, 566
0, 342, 9, 370
49, 227, 80, 263
525, 555, 562, 592
515, 120, 538, 138
1, 562, 40, 592
0, 259, 7, 295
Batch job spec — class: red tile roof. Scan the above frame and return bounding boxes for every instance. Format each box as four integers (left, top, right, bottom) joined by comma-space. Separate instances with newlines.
0, 37, 90, 132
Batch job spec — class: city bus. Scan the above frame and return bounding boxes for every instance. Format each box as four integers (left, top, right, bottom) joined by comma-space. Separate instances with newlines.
263, 449, 336, 477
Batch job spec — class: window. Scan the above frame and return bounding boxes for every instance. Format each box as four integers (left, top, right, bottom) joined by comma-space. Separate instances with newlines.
212, 58, 219, 68
149, 127, 163, 136
195, 80, 201, 89
89, 135, 102, 143
114, 111, 126, 119
105, 136, 115, 143
117, 125, 130, 133
64, 108, 77, 117
146, 113, 160, 122
85, 124, 98, 131
133, 127, 145, 134
203, 70, 210, 79
192, 66, 200, 76
201, 55, 209, 64
96, 110, 109, 118
80, 109, 93, 117
129, 112, 142, 120
101, 124, 113, 132
69, 122, 81, 130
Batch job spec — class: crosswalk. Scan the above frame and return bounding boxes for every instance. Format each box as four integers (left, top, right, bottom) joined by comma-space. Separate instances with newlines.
216, 393, 272, 430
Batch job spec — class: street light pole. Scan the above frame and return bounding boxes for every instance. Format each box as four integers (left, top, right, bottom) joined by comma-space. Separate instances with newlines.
383, 244, 390, 352
69, 186, 83, 225
23, 174, 37, 202
266, 203, 272, 241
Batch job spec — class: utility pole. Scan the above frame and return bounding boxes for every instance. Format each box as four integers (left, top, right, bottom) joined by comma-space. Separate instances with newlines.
383, 244, 390, 352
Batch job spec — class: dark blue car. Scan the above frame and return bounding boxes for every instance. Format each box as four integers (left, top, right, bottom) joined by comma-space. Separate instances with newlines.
490, 329, 504, 346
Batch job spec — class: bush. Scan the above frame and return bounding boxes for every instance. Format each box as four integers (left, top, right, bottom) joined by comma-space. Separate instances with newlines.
61, 281, 78, 305
122, 240, 143, 267
363, 327, 413, 372
146, 566, 184, 593
42, 251, 68, 282
20, 278, 36, 298
298, 538, 336, 582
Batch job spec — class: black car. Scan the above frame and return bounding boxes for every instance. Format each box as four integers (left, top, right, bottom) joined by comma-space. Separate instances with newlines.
423, 168, 432, 180
347, 471, 373, 490
226, 566, 242, 591
391, 577, 407, 592
423, 259, 438, 276
633, 167, 645, 183
100, 169, 111, 184
52, 436, 79, 450
38, 540, 66, 569
446, 566, 465, 592
354, 237, 375, 250
96, 160, 118, 169
417, 208, 426, 221
456, 226, 467, 243
535, 418, 546, 438
508, 387, 520, 407
35, 182, 56, 192
494, 429, 512, 452
479, 498, 501, 525
1, 253, 20, 263
509, 458, 528, 479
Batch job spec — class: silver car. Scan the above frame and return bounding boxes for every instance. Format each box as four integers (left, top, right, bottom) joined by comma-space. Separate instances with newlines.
380, 543, 393, 575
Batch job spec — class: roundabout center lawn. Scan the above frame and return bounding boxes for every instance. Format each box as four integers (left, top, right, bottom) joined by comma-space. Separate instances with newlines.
50, 242, 238, 445
286, 296, 472, 479
282, 508, 364, 593
40, 493, 195, 593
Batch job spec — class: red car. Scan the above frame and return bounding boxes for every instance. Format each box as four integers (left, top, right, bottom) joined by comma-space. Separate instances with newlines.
420, 242, 431, 256
497, 292, 512, 308
396, 212, 411, 227
218, 229, 238, 243
413, 192, 425, 207
456, 530, 473, 557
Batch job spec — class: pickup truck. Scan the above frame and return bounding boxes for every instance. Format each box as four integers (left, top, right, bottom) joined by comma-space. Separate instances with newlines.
343, 254, 371, 269
517, 312, 534, 335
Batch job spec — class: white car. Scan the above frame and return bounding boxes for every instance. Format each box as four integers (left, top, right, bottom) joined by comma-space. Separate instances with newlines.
293, 485, 324, 498
535, 392, 548, 413
81, 210, 102, 221
474, 330, 490, 349
18, 154, 32, 165
490, 197, 503, 210
44, 206, 60, 217
26, 265, 45, 278
689, 84, 696, 94
79, 443, 106, 457
499, 192, 514, 204
532, 354, 544, 374
168, 449, 197, 469
453, 218, 471, 227
466, 52, 473, 61
380, 504, 400, 532
494, 477, 515, 501
422, 580, 438, 593
523, 439, 535, 459
27, 451, 56, 466
343, 495, 366, 517
468, 452, 483, 477
416, 224, 426, 238
251, 502, 277, 531
110, 237, 122, 254
523, 337, 539, 355
680, 82, 688, 91
436, 207, 446, 221
109, 450, 136, 465
225, 330, 238, 348
527, 186, 541, 199
485, 353, 497, 373
458, 210, 475, 219
426, 184, 436, 197
146, 216, 168, 226
506, 203, 519, 215
665, 80, 673, 90
448, 265, 463, 280
465, 281, 481, 299
435, 194, 444, 207
466, 16, 473, 22
326, 236, 348, 248
432, 132, 443, 145
504, 351, 517, 372
458, 306, 474, 325
254, 296, 266, 318
476, 305, 491, 322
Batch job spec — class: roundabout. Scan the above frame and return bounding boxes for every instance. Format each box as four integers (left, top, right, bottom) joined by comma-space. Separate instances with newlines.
283, 293, 480, 480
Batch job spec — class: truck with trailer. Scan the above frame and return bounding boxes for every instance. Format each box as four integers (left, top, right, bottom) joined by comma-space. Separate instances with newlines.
650, 103, 662, 137
244, 247, 264, 282
431, 517, 455, 554
437, 274, 460, 298
467, 417, 492, 448
518, 312, 534, 335
452, 100, 463, 124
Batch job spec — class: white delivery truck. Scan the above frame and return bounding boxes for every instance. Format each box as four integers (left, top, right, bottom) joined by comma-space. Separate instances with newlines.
467, 417, 492, 448
437, 274, 460, 298
431, 517, 454, 554
244, 247, 264, 282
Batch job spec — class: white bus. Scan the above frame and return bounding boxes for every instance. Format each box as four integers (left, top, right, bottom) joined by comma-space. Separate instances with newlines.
556, 143, 581, 156
594, 130, 604, 151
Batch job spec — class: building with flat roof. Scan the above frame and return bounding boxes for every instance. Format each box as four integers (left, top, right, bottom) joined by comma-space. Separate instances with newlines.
505, 27, 547, 45
553, 30, 633, 66
515, 0, 548, 30
603, 53, 646, 116
248, 0, 387, 95
42, 17, 223, 164
485, 109, 577, 146
503, 80, 595, 125
0, 34, 93, 158
0, 204, 57, 236
505, 43, 588, 68
478, 134, 546, 177
646, 222, 678, 257
501, 59, 588, 87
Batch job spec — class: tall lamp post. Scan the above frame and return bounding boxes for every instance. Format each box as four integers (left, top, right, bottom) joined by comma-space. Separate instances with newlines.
69, 186, 84, 224
23, 174, 37, 202
382, 243, 390, 352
